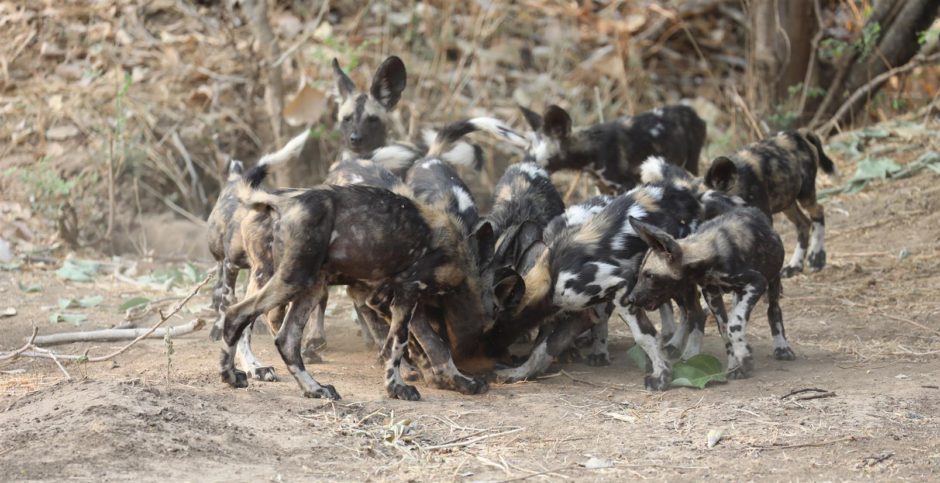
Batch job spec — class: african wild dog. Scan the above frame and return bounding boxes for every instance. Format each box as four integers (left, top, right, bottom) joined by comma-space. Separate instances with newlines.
520, 104, 706, 193
704, 129, 836, 278
483, 184, 702, 389
627, 198, 794, 379
206, 131, 312, 381
224, 119, 527, 400
333, 56, 406, 157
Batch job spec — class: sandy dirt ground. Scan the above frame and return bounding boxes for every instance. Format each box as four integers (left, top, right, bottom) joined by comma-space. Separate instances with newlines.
2, 168, 940, 482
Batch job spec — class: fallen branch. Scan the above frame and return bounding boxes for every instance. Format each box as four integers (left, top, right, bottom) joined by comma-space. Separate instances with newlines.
30, 319, 205, 346
749, 435, 861, 451
0, 275, 212, 368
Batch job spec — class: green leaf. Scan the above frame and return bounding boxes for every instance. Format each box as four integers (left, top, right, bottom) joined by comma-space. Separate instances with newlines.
49, 312, 88, 325
671, 354, 727, 389
58, 298, 79, 309
56, 259, 100, 282
79, 295, 104, 308
119, 296, 150, 313
850, 157, 901, 183
857, 127, 890, 139
625, 344, 649, 372
18, 281, 43, 293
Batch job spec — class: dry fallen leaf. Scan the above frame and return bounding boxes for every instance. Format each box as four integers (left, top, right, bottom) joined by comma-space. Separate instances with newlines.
1, 307, 16, 318
45, 125, 79, 140
707, 428, 724, 448
283, 83, 328, 126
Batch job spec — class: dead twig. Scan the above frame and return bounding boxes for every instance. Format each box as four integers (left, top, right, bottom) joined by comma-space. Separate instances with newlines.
817, 52, 940, 134
780, 387, 831, 399
30, 319, 205, 346
0, 275, 212, 368
749, 435, 861, 451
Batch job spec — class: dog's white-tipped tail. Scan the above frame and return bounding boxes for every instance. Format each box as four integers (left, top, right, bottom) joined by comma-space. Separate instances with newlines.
257, 129, 311, 167
427, 117, 528, 158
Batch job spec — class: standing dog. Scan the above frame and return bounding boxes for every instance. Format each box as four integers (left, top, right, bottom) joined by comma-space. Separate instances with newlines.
627, 200, 793, 378
520, 104, 706, 193
704, 129, 836, 277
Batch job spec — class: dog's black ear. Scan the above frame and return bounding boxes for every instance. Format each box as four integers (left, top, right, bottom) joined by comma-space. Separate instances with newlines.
370, 56, 407, 110
512, 220, 543, 268
704, 156, 737, 192
469, 219, 496, 265
332, 58, 356, 101
519, 105, 543, 131
629, 217, 682, 263
517, 239, 547, 275
542, 105, 572, 139
492, 266, 526, 313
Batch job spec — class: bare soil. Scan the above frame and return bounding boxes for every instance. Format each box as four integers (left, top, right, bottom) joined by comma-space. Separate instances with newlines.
2, 168, 940, 482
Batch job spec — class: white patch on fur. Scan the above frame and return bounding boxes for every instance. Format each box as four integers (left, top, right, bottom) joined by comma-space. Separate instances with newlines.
441, 142, 478, 168
419, 158, 443, 170
528, 135, 560, 166
468, 117, 528, 146
517, 162, 548, 179
337, 97, 356, 121
772, 332, 790, 352
644, 185, 664, 201
616, 299, 670, 381
329, 230, 339, 244
495, 341, 551, 381
640, 156, 667, 184
612, 205, 645, 251
649, 122, 664, 138
235, 330, 266, 377
564, 205, 596, 227
451, 186, 474, 212
371, 144, 421, 171
290, 365, 328, 394
808, 221, 825, 256
787, 244, 806, 270
345, 174, 364, 185
652, 107, 664, 116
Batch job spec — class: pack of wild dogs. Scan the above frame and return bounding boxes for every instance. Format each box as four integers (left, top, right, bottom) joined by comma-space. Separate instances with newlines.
207, 56, 837, 401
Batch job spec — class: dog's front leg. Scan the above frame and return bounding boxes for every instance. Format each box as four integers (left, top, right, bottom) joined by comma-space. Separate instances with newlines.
616, 287, 671, 391
409, 305, 488, 395
275, 283, 340, 400
718, 269, 767, 379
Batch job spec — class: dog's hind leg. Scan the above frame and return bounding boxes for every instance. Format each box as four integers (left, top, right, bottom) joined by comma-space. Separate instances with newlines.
767, 276, 796, 360
409, 305, 488, 395
210, 259, 241, 340
780, 205, 812, 278
300, 290, 329, 363
221, 275, 303, 389
382, 291, 421, 401
800, 196, 827, 272
275, 283, 340, 399
235, 320, 277, 382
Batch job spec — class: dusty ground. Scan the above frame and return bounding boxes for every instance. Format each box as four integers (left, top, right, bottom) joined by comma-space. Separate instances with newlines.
2, 166, 940, 482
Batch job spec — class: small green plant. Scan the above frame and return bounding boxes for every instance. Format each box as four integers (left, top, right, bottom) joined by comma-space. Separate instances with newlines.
2, 158, 86, 218
819, 38, 848, 61
856, 21, 881, 60
918, 27, 940, 45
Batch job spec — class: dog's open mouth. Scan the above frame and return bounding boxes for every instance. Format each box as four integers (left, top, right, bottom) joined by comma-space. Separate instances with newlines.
645, 302, 657, 311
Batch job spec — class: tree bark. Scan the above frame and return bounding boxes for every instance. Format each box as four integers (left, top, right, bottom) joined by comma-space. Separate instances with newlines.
812, 0, 940, 131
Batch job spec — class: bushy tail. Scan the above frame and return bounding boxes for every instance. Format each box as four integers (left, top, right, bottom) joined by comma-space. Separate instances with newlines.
426, 117, 528, 159
804, 131, 837, 175
236, 176, 296, 213
242, 129, 312, 188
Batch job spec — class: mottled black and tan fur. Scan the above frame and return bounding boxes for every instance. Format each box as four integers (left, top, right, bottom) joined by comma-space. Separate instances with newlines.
521, 104, 706, 193
628, 202, 793, 380
704, 130, 836, 277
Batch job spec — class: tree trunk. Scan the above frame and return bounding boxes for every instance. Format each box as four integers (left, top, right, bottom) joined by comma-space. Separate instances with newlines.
746, 0, 780, 119
811, 0, 940, 132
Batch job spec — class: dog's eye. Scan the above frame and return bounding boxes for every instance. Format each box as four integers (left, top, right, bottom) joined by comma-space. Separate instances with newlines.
366, 115, 380, 124
342, 115, 353, 124
644, 272, 652, 279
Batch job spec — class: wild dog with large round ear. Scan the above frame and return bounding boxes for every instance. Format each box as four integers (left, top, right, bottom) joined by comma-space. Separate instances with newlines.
703, 129, 837, 278
333, 56, 407, 156
520, 104, 706, 193
484, 183, 704, 390
627, 203, 794, 379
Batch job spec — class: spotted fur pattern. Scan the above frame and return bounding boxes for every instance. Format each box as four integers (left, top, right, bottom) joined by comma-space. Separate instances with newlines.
521, 104, 706, 193
704, 129, 836, 277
